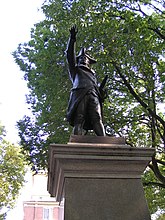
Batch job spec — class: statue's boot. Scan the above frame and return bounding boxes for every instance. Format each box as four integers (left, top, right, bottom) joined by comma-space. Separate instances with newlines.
93, 121, 105, 136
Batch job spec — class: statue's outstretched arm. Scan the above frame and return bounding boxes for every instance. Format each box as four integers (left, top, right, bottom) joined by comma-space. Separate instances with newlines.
66, 25, 78, 68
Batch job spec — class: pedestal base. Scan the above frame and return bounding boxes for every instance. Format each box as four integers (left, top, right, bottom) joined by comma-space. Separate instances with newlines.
48, 136, 154, 220
65, 178, 150, 220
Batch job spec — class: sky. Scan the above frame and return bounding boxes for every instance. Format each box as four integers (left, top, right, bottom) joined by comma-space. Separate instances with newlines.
0, 0, 45, 143
0, 0, 45, 219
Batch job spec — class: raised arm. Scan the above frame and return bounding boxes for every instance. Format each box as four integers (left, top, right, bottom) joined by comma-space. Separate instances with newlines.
66, 25, 78, 69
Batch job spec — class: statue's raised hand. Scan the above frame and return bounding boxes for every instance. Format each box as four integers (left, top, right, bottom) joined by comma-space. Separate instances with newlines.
69, 25, 78, 40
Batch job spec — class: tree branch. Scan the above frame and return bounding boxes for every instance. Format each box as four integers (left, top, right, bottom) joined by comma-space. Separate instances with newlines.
143, 181, 165, 188
148, 27, 165, 40
156, 159, 165, 166
111, 61, 165, 130
148, 156, 165, 185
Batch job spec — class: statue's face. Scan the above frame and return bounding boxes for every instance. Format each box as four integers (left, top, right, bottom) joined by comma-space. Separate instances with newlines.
78, 55, 90, 67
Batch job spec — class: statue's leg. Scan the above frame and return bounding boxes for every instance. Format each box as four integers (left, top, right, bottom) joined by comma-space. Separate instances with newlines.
88, 95, 105, 136
73, 114, 84, 135
73, 99, 86, 135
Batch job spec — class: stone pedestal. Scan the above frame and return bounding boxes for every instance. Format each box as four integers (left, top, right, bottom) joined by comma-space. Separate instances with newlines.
48, 136, 154, 220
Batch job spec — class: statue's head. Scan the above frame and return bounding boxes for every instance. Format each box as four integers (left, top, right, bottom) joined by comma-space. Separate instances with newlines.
76, 48, 96, 67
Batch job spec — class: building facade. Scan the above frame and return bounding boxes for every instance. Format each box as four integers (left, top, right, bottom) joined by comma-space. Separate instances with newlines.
23, 171, 63, 220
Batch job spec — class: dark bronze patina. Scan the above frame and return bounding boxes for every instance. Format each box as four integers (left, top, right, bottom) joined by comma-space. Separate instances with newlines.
66, 26, 107, 136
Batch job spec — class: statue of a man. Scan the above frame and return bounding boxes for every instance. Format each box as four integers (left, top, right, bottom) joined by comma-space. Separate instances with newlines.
66, 26, 106, 136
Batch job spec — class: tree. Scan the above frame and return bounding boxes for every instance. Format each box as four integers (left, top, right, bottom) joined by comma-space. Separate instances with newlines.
13, 0, 165, 214
0, 123, 26, 219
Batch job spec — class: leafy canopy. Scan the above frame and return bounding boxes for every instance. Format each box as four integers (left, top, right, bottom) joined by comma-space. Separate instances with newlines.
0, 123, 26, 219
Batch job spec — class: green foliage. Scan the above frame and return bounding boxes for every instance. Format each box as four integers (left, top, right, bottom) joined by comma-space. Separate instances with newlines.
156, 213, 165, 220
13, 0, 165, 214
0, 124, 26, 218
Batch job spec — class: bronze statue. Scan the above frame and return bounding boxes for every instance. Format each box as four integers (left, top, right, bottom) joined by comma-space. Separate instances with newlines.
66, 25, 107, 136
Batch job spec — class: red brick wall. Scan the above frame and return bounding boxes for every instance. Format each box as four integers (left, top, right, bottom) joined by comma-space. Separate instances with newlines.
53, 207, 59, 220
24, 206, 42, 220
23, 205, 60, 220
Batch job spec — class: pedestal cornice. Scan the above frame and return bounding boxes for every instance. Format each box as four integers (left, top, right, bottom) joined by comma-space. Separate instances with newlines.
47, 136, 155, 202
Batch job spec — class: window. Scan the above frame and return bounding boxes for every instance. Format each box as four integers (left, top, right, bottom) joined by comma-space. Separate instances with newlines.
43, 207, 53, 220
43, 208, 51, 220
